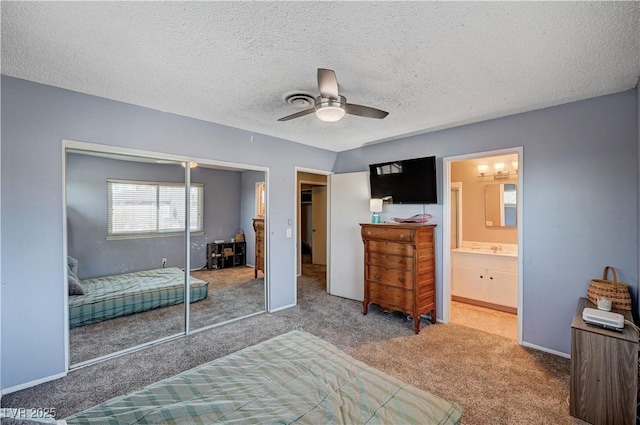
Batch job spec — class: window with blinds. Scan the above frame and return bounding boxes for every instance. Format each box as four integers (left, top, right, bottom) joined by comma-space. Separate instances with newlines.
107, 179, 204, 238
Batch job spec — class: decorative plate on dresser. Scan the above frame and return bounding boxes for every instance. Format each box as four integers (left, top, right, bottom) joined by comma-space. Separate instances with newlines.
360, 223, 436, 333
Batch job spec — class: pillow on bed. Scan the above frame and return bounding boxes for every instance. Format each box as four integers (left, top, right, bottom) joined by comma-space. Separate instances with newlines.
67, 256, 79, 275
68, 271, 84, 296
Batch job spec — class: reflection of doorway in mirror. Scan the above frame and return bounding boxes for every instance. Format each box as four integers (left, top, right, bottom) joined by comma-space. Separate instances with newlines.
503, 184, 517, 227
255, 181, 266, 218
484, 183, 517, 227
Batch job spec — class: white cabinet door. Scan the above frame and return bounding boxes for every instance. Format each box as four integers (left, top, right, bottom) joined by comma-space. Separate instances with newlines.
452, 266, 486, 301
487, 270, 517, 308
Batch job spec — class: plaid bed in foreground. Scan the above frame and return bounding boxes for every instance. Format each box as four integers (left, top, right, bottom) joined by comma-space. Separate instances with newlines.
65, 330, 462, 424
68, 267, 209, 328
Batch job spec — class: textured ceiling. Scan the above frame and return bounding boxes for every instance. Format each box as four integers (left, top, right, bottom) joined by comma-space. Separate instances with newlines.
2, 2, 639, 152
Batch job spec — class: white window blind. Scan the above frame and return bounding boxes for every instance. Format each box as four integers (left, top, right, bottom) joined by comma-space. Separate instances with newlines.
108, 179, 203, 238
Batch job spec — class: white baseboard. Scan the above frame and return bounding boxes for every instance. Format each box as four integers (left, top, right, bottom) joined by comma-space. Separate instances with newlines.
269, 302, 296, 313
521, 341, 570, 359
1, 371, 67, 396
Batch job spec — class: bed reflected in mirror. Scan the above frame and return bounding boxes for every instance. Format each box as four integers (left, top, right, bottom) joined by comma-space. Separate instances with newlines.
66, 151, 189, 365
66, 149, 266, 366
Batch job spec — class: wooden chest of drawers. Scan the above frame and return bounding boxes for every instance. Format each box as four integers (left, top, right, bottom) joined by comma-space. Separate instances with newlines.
252, 218, 265, 278
360, 223, 436, 333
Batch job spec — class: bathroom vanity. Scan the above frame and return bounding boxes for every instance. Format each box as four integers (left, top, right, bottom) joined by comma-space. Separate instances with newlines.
450, 246, 517, 313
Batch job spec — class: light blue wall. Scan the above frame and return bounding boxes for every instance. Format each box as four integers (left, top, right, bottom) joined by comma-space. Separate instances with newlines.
335, 89, 639, 355
66, 153, 243, 277
0, 76, 337, 391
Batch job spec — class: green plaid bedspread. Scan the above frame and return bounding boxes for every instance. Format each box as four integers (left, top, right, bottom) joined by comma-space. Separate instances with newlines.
69, 267, 209, 328
65, 330, 462, 424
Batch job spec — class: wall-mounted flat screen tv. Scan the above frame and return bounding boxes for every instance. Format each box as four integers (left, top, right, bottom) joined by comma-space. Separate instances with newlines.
369, 156, 437, 204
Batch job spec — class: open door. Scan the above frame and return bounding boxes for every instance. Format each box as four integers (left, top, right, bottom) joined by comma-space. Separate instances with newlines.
328, 172, 370, 301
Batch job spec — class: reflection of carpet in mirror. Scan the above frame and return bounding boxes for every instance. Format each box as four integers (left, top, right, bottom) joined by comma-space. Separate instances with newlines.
70, 266, 264, 365
450, 301, 517, 340
191, 265, 257, 291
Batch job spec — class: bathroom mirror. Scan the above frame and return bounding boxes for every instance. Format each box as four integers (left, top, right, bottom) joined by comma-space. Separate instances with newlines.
484, 183, 517, 227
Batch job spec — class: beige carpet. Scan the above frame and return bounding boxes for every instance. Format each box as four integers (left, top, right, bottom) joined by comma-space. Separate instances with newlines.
346, 324, 577, 425
4, 263, 585, 424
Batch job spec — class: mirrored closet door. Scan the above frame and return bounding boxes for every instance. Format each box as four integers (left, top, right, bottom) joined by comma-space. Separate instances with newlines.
66, 150, 188, 366
66, 147, 268, 366
189, 169, 267, 331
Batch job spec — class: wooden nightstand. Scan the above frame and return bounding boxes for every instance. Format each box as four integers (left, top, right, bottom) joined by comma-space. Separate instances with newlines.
570, 297, 638, 425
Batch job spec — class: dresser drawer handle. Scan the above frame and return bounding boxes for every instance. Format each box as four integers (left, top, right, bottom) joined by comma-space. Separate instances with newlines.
397, 246, 406, 251
399, 233, 405, 239
398, 277, 405, 283
367, 231, 372, 235
375, 274, 380, 280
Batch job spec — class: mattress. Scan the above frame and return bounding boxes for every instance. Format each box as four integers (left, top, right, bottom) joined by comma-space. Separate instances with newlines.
65, 330, 462, 424
69, 267, 209, 328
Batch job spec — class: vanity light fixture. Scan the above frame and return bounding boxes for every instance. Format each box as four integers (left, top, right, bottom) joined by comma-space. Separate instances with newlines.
181, 162, 198, 169
477, 161, 516, 180
493, 162, 510, 180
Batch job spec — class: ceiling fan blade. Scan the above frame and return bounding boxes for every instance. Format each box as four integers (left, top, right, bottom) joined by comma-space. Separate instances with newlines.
345, 103, 389, 119
317, 68, 339, 99
277, 107, 316, 122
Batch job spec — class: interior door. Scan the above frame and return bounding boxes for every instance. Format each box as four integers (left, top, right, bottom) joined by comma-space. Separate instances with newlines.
311, 186, 327, 265
328, 172, 370, 301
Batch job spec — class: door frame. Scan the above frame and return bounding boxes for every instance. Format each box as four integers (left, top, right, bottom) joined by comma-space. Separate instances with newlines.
450, 181, 462, 249
294, 167, 332, 298
442, 147, 523, 345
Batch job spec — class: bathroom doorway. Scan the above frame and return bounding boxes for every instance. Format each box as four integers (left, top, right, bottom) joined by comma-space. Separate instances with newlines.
442, 148, 523, 343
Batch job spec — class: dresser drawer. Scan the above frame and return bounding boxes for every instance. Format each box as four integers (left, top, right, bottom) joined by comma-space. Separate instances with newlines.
367, 252, 412, 269
362, 226, 414, 242
367, 240, 414, 257
367, 282, 414, 311
367, 265, 413, 289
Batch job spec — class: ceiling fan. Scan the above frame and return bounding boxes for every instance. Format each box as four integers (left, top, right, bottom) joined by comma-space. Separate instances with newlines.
277, 68, 389, 123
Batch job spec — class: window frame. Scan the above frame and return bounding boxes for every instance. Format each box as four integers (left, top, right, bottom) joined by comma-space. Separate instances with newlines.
107, 178, 204, 240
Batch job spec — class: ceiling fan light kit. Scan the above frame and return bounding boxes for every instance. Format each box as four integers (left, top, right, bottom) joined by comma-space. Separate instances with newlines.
277, 68, 389, 123
314, 96, 346, 122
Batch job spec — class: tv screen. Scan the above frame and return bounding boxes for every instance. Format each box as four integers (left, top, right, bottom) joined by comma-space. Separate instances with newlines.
369, 156, 437, 204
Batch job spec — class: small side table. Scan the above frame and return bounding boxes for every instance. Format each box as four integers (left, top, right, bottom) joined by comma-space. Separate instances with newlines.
570, 297, 637, 425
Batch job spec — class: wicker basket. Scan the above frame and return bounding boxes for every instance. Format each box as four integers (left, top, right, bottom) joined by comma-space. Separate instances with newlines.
587, 266, 632, 310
